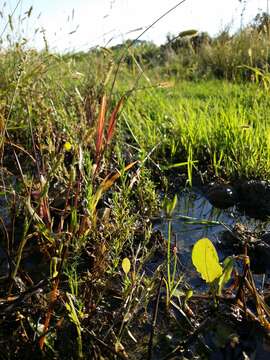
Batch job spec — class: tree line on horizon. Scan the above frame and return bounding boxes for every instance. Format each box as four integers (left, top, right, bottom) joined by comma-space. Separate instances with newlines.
105, 11, 270, 81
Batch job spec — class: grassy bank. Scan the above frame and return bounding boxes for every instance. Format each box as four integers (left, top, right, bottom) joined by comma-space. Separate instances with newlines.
121, 79, 270, 181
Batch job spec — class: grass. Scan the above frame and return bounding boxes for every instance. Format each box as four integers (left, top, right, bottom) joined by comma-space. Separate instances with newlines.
121, 79, 270, 180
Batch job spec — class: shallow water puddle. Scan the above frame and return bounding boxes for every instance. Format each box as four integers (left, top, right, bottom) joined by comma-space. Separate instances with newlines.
155, 187, 270, 289
157, 187, 270, 246
152, 188, 270, 359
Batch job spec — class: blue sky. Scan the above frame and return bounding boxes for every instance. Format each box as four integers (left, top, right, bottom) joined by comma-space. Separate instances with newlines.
1, 0, 267, 52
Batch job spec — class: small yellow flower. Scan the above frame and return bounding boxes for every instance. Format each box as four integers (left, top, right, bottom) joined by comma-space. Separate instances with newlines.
64, 141, 72, 152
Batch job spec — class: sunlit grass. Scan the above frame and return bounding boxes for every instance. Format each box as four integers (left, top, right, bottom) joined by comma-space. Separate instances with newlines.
122, 79, 270, 179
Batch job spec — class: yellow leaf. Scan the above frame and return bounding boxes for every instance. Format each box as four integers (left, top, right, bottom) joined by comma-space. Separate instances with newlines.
192, 238, 222, 283
122, 257, 131, 275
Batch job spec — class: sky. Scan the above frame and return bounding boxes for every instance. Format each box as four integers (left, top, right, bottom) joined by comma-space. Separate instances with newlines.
0, 0, 268, 52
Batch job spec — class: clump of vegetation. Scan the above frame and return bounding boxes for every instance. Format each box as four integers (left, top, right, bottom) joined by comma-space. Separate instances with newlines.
0, 39, 161, 358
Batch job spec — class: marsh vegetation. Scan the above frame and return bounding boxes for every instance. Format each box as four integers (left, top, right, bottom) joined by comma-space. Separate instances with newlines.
1, 4, 270, 359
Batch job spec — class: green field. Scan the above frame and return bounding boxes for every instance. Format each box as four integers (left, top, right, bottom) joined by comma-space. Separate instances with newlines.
122, 79, 270, 180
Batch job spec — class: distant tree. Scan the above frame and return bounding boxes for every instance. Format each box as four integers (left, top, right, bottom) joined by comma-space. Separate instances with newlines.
252, 12, 270, 33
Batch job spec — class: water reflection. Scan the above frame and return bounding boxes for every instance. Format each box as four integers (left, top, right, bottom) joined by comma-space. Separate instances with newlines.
155, 188, 270, 289
157, 187, 270, 249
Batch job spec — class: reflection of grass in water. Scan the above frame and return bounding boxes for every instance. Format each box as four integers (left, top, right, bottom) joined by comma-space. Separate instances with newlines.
158, 190, 270, 266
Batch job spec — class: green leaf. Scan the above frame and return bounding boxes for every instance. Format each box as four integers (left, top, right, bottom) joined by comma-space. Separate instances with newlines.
192, 238, 223, 283
122, 258, 131, 275
169, 194, 178, 215
171, 288, 185, 298
164, 194, 178, 217
218, 256, 234, 295
185, 289, 193, 302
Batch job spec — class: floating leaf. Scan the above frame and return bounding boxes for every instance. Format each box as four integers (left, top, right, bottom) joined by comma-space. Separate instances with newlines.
122, 258, 131, 275
192, 238, 222, 283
